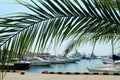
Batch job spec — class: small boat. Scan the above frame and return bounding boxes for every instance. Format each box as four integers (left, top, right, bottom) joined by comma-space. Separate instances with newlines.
115, 60, 120, 64
102, 59, 113, 64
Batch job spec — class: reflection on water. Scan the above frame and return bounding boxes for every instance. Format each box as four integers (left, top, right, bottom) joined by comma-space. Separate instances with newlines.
25, 59, 103, 73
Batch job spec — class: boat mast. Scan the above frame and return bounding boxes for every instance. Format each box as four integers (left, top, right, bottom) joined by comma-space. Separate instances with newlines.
89, 41, 96, 67
90, 40, 97, 60
111, 38, 115, 67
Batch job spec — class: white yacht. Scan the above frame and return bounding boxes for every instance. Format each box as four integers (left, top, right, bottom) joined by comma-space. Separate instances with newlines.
51, 58, 67, 64
69, 50, 81, 61
44, 56, 76, 64
51, 50, 81, 63
26, 57, 52, 66
52, 51, 81, 64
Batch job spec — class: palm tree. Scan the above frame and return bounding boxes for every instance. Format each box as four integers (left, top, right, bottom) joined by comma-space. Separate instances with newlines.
0, 0, 120, 79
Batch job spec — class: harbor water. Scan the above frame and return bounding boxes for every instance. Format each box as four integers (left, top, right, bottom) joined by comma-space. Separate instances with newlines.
25, 59, 103, 73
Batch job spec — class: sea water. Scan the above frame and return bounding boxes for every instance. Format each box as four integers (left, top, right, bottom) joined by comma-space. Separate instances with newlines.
25, 59, 103, 73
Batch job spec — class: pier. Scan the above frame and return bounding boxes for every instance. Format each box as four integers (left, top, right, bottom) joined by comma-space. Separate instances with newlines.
4, 72, 120, 80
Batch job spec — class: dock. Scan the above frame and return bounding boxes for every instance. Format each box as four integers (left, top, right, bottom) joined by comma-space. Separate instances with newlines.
4, 73, 120, 80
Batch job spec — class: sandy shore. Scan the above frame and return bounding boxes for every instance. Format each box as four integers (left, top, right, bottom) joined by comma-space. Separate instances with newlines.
3, 72, 120, 80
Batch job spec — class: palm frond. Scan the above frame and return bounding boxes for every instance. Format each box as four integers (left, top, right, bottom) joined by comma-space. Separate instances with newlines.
0, 1, 120, 79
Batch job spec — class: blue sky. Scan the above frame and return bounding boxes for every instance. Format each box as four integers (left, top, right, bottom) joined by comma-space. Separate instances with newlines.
0, 0, 118, 56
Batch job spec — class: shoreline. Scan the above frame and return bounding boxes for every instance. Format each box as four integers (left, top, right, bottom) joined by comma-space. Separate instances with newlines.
3, 72, 120, 80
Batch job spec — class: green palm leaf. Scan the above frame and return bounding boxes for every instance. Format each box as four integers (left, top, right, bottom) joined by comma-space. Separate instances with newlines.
0, 0, 120, 79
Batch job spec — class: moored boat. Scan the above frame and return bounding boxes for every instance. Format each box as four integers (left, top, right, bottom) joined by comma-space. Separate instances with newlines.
68, 50, 81, 61
26, 57, 52, 66
0, 61, 31, 70
87, 64, 120, 73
